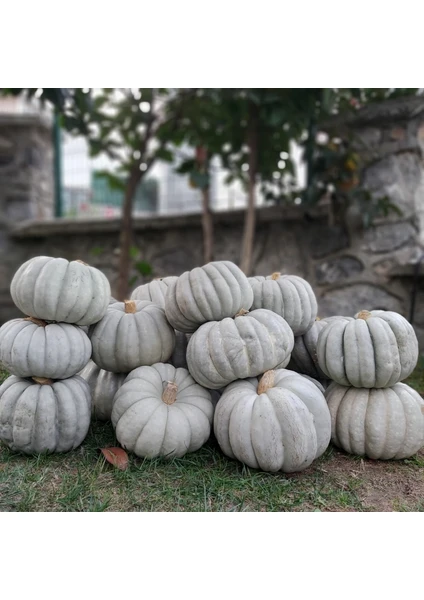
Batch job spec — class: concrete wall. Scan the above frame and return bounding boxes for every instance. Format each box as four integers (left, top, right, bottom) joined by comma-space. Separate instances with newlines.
1, 100, 424, 349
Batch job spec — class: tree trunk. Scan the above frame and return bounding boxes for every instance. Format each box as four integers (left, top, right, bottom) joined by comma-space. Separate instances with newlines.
116, 169, 141, 300
201, 186, 213, 264
240, 102, 259, 275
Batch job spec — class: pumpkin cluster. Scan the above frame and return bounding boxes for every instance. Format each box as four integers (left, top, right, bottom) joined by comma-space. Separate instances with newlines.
0, 256, 111, 454
0, 256, 422, 472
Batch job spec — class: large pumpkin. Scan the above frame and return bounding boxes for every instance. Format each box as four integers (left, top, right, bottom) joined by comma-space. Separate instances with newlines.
131, 277, 178, 309
165, 261, 254, 333
326, 381, 424, 459
0, 375, 91, 454
10, 256, 111, 326
317, 310, 419, 388
248, 273, 318, 336
0, 317, 91, 379
78, 360, 127, 421
90, 300, 175, 372
214, 369, 331, 473
288, 317, 350, 379
186, 308, 294, 389
111, 363, 214, 458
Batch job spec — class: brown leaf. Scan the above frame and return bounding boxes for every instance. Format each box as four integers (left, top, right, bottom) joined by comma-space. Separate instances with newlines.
101, 447, 129, 471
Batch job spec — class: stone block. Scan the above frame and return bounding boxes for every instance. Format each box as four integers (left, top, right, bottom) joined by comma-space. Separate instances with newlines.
315, 255, 363, 285
318, 283, 403, 317
309, 225, 349, 258
362, 222, 416, 253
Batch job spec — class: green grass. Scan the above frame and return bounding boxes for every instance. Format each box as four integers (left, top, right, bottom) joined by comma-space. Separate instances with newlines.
0, 358, 423, 512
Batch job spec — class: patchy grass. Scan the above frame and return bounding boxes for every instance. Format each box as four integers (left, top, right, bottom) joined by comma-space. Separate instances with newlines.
405, 354, 424, 396
0, 358, 423, 512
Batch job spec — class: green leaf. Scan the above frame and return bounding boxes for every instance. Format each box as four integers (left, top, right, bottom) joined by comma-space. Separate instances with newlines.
129, 246, 139, 260
95, 170, 126, 192
134, 261, 153, 276
155, 148, 174, 162
91, 246, 104, 256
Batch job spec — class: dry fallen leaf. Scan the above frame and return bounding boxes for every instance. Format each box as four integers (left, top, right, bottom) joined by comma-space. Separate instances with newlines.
101, 447, 129, 471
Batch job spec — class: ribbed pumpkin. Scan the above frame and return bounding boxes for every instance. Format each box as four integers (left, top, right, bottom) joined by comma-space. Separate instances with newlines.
78, 360, 127, 421
326, 382, 424, 459
10, 256, 111, 326
111, 363, 214, 459
214, 369, 331, 473
187, 308, 294, 389
0, 317, 91, 379
0, 375, 91, 454
90, 300, 175, 372
131, 276, 178, 308
248, 273, 318, 336
165, 261, 254, 333
288, 317, 350, 379
317, 310, 419, 388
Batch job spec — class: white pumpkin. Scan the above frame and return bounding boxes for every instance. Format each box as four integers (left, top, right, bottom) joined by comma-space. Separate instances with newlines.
326, 381, 424, 459
78, 360, 127, 421
214, 369, 331, 473
317, 310, 419, 388
248, 273, 318, 336
90, 300, 175, 373
0, 317, 91, 379
10, 256, 111, 326
288, 317, 350, 379
0, 374, 91, 454
131, 276, 178, 308
165, 261, 254, 333
186, 308, 294, 389
111, 362, 214, 458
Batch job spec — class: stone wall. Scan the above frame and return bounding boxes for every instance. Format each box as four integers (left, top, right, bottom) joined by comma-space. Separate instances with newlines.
1, 100, 424, 350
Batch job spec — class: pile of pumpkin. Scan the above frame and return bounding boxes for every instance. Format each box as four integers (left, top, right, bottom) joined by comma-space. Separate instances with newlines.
0, 255, 423, 473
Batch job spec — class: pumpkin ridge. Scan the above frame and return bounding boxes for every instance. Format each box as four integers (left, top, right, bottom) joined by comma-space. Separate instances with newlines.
10, 322, 35, 375
76, 265, 96, 324
205, 265, 227, 319
56, 260, 75, 322
219, 319, 241, 381
216, 261, 243, 315
33, 259, 57, 319
133, 402, 164, 451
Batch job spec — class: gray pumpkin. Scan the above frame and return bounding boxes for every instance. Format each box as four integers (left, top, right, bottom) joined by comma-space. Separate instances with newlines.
187, 308, 294, 389
317, 310, 419, 388
90, 300, 175, 372
326, 381, 424, 459
0, 317, 92, 380
112, 363, 214, 459
248, 273, 318, 336
10, 256, 111, 326
77, 360, 127, 421
165, 261, 254, 333
0, 375, 91, 454
214, 369, 331, 473
131, 277, 178, 309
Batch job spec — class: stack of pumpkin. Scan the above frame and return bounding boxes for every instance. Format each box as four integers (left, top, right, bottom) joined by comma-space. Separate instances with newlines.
0, 256, 111, 454
315, 310, 424, 460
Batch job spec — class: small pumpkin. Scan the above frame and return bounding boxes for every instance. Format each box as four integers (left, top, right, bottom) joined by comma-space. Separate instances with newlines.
111, 363, 214, 458
248, 273, 318, 336
214, 369, 331, 473
90, 300, 175, 373
78, 360, 127, 421
0, 375, 91, 454
317, 310, 419, 388
131, 276, 178, 309
187, 308, 294, 389
288, 317, 350, 379
326, 381, 424, 459
165, 261, 254, 333
0, 317, 91, 379
10, 256, 111, 326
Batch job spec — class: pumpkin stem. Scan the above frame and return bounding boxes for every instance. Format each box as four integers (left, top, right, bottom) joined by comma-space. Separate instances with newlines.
235, 308, 249, 318
162, 381, 178, 405
357, 310, 372, 321
32, 377, 53, 386
271, 272, 281, 280
25, 316, 48, 327
257, 370, 275, 394
75, 260, 88, 265
124, 300, 137, 314
316, 316, 321, 321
